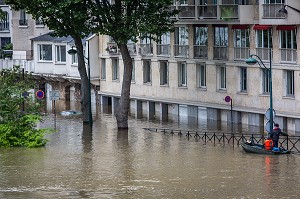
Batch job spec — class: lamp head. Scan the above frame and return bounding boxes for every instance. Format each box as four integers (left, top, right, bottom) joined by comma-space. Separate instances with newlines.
279, 5, 288, 14
67, 46, 77, 55
245, 57, 258, 65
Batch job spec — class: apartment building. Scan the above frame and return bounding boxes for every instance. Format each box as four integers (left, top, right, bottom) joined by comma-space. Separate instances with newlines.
98, 0, 300, 133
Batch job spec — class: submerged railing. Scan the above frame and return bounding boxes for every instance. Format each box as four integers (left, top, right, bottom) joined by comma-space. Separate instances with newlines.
144, 128, 300, 153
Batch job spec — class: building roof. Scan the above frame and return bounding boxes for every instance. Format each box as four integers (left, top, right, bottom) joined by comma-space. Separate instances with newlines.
31, 32, 73, 43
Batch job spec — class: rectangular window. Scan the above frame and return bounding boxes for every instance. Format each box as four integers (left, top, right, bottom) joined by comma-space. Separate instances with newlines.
160, 61, 168, 85
175, 26, 189, 45
178, 62, 187, 87
143, 60, 151, 84
262, 68, 270, 93
19, 10, 27, 26
280, 29, 297, 49
0, 11, 9, 31
196, 63, 206, 88
72, 53, 78, 64
234, 29, 249, 48
240, 67, 247, 92
194, 27, 208, 46
286, 70, 294, 96
217, 65, 226, 90
131, 59, 135, 82
112, 58, 119, 80
101, 58, 106, 80
38, 44, 52, 61
214, 26, 228, 47
256, 29, 272, 48
55, 45, 66, 62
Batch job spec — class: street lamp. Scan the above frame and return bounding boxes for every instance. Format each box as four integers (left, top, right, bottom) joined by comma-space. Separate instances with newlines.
245, 50, 273, 135
68, 46, 93, 126
279, 5, 300, 14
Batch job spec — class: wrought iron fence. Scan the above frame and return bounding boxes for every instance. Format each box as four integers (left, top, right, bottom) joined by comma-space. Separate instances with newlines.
144, 128, 300, 153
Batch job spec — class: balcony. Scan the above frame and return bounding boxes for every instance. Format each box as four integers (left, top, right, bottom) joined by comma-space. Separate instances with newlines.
194, 46, 207, 59
263, 4, 285, 18
213, 46, 228, 60
234, 47, 249, 60
106, 42, 119, 54
198, 5, 217, 19
220, 4, 239, 19
280, 49, 297, 63
178, 5, 196, 19
157, 44, 170, 57
139, 44, 153, 56
174, 45, 189, 57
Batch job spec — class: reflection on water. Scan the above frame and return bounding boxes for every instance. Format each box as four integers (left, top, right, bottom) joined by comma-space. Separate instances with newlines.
0, 101, 300, 198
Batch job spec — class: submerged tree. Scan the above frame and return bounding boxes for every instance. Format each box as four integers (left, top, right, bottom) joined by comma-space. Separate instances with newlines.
92, 0, 178, 128
0, 66, 50, 147
6, 0, 178, 129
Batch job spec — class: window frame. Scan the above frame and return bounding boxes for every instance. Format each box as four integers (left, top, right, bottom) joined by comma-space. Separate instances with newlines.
143, 60, 152, 84
160, 61, 169, 86
178, 62, 187, 87
38, 44, 52, 61
285, 70, 294, 97
112, 58, 119, 80
279, 29, 297, 49
240, 67, 247, 92
256, 29, 273, 48
55, 45, 66, 63
101, 58, 106, 80
262, 68, 270, 94
214, 26, 228, 47
196, 63, 206, 88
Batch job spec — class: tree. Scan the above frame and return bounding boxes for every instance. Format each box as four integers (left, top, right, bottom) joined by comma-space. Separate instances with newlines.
6, 0, 178, 129
6, 0, 93, 124
0, 66, 50, 147
91, 0, 178, 128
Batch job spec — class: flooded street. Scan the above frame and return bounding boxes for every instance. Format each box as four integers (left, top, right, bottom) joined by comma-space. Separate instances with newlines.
0, 105, 300, 198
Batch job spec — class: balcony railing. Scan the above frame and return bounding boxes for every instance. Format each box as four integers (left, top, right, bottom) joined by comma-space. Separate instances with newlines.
234, 47, 250, 60
178, 5, 196, 19
220, 5, 239, 19
194, 45, 208, 59
263, 4, 285, 18
213, 46, 228, 60
280, 49, 297, 63
139, 44, 153, 55
174, 44, 189, 57
256, 48, 272, 61
157, 44, 170, 57
198, 5, 217, 19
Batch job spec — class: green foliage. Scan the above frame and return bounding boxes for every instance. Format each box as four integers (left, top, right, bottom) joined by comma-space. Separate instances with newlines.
0, 66, 52, 147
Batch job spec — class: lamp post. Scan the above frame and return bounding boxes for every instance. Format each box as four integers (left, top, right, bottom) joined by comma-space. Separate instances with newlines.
279, 5, 300, 14
68, 46, 93, 126
245, 49, 273, 135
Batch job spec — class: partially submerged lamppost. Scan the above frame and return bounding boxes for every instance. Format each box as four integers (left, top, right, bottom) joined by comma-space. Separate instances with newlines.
68, 46, 93, 126
245, 50, 274, 135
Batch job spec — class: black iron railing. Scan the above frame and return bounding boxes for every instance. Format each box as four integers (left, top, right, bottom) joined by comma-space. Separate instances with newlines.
144, 128, 300, 153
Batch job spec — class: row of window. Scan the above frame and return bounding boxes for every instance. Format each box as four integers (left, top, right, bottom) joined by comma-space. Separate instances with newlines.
101, 58, 295, 97
38, 44, 68, 63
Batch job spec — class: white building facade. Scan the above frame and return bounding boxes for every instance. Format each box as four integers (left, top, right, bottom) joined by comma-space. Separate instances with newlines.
97, 0, 300, 133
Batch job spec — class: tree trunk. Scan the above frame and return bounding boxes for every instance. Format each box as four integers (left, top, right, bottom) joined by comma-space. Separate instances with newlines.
73, 36, 90, 124
116, 43, 132, 129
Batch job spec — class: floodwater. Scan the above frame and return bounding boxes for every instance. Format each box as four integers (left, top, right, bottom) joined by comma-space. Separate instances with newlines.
0, 103, 300, 198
